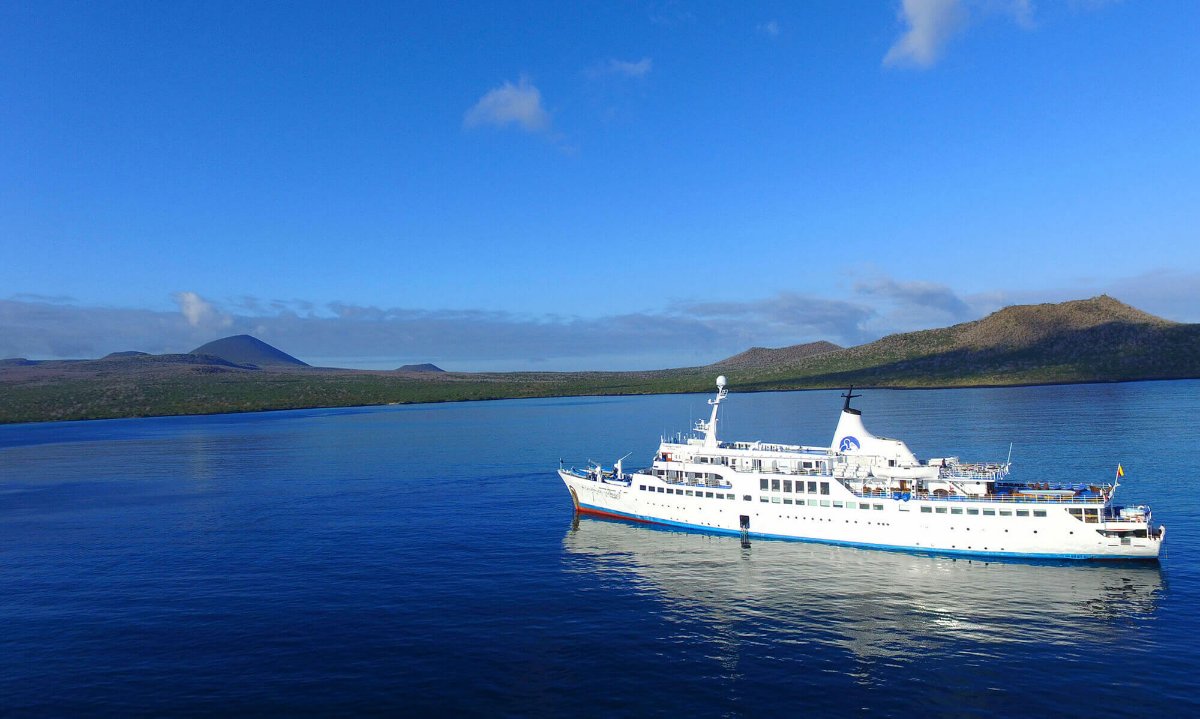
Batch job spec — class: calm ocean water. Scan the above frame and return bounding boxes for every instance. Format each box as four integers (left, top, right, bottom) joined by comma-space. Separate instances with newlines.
2, 381, 1199, 717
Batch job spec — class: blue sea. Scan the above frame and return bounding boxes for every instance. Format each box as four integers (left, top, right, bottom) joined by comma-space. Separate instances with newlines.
2, 382, 1199, 717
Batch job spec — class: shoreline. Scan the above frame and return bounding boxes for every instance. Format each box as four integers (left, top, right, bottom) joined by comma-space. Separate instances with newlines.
3, 374, 1195, 427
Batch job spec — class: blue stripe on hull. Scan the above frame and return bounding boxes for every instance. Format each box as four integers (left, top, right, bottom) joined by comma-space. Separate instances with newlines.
576, 502, 1158, 563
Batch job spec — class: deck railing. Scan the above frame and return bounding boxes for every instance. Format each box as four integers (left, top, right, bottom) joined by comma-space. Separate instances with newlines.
849, 490, 1106, 504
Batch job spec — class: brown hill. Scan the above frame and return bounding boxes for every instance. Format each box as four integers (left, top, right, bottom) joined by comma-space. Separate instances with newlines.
710, 341, 842, 370
396, 363, 445, 373
736, 295, 1199, 388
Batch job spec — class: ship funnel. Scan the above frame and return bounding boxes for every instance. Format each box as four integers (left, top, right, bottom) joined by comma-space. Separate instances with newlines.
830, 390, 919, 464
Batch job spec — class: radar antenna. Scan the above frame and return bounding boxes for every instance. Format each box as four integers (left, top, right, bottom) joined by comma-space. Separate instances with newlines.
841, 386, 861, 413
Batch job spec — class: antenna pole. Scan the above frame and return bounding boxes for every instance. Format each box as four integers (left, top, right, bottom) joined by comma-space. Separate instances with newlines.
841, 386, 861, 413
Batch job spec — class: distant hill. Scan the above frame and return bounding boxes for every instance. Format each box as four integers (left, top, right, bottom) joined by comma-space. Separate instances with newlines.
103, 351, 151, 359
710, 341, 842, 370
733, 295, 1200, 387
4, 295, 1199, 424
189, 335, 309, 367
396, 363, 445, 373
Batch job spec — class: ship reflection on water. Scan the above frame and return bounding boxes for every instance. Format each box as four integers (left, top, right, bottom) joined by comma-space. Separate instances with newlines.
563, 515, 1163, 671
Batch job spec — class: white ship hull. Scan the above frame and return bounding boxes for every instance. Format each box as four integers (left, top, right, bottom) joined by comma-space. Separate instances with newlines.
561, 469, 1159, 560
559, 379, 1163, 561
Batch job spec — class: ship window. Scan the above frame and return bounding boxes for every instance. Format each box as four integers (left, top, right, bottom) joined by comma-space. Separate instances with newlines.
743, 495, 751, 501
820, 482, 830, 495
1068, 508, 1083, 518
833, 501, 844, 508
820, 500, 831, 507
888, 459, 895, 467
808, 481, 818, 493
639, 485, 646, 491
935, 507, 947, 514
1033, 510, 1047, 518
1016, 510, 1029, 517
783, 480, 793, 493
951, 508, 963, 515
699, 456, 709, 463
685, 490, 693, 496
846, 501, 857, 509
784, 498, 793, 505
873, 504, 884, 511
728, 495, 735, 501
771, 479, 781, 491
771, 497, 781, 504
921, 506, 932, 513
706, 492, 714, 498
967, 509, 979, 516
666, 488, 674, 494
983, 509, 996, 516
860, 504, 870, 511
657, 487, 665, 493
760, 497, 769, 503
999, 510, 1012, 516
760, 479, 769, 490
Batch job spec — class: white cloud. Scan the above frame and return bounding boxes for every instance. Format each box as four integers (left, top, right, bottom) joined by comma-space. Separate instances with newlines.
883, 0, 1043, 68
603, 57, 653, 78
757, 19, 781, 37
173, 291, 231, 329
884, 0, 969, 68
463, 76, 551, 133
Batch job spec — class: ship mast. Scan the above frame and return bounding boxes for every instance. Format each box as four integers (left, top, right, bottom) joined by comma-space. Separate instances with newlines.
702, 376, 728, 448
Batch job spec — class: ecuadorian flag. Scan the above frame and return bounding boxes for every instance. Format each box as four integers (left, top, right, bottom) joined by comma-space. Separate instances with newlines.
1117, 464, 1125, 478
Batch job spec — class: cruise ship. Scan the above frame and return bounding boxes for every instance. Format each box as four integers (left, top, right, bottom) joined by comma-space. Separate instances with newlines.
558, 378, 1164, 560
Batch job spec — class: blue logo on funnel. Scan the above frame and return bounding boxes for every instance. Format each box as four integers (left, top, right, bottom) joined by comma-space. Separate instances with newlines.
839, 436, 860, 452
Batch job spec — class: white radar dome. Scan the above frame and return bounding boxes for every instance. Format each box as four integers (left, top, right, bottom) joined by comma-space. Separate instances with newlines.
716, 375, 726, 388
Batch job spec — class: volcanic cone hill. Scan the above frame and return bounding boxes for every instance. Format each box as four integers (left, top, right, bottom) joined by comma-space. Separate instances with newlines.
189, 335, 309, 367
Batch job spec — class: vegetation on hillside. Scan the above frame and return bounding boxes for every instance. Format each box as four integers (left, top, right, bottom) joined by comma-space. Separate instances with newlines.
3, 296, 1198, 424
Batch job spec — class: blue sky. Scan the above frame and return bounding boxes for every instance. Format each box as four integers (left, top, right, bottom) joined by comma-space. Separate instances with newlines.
3, 1, 1198, 369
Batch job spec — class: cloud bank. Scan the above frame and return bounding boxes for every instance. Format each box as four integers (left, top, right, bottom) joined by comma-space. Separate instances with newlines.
5, 272, 1197, 371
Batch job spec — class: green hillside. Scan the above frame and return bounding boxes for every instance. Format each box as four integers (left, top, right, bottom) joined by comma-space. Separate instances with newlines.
3, 296, 1198, 423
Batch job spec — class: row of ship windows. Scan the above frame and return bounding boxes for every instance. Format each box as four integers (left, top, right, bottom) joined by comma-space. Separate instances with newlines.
638, 485, 737, 500
759, 479, 831, 495
637, 484, 875, 509
761, 497, 885, 510
639, 485, 1070, 520
920, 506, 1047, 518
674, 456, 825, 471
653, 470, 725, 481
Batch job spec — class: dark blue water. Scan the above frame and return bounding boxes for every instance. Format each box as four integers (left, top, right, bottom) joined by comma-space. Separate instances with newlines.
2, 382, 1198, 717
